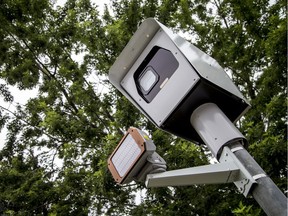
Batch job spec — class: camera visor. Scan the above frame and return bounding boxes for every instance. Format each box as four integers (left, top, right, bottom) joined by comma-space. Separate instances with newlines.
138, 67, 158, 94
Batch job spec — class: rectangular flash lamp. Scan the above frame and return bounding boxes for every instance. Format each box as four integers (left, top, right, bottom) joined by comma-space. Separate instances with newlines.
108, 127, 156, 184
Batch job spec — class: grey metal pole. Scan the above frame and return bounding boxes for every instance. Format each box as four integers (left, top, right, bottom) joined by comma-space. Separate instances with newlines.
191, 103, 287, 216
229, 142, 287, 216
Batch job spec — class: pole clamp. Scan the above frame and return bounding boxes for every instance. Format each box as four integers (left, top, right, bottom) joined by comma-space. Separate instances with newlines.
219, 147, 257, 197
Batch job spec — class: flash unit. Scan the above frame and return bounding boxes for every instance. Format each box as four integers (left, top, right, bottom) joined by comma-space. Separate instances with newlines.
108, 127, 166, 184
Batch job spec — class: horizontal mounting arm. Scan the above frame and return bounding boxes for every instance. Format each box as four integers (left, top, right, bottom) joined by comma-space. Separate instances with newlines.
145, 161, 240, 187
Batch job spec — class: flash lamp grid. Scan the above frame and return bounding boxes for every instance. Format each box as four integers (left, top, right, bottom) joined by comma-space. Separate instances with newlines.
111, 134, 141, 177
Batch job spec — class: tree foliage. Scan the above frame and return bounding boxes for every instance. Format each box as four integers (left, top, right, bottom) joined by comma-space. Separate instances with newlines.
0, 0, 286, 215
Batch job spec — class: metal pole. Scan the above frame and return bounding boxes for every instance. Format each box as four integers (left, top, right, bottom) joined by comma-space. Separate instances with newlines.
229, 142, 287, 216
190, 103, 287, 216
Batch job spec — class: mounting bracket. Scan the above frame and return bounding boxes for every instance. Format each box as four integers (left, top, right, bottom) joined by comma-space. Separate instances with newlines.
145, 147, 256, 197
219, 146, 256, 197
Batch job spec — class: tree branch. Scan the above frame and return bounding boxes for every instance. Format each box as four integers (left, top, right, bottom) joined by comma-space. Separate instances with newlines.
213, 0, 230, 29
0, 105, 63, 142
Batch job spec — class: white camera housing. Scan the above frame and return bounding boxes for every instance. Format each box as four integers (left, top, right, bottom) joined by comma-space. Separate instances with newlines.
109, 18, 250, 144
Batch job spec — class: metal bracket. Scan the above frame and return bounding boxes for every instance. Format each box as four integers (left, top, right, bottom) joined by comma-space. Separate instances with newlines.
219, 147, 256, 197
145, 146, 256, 197
145, 161, 241, 187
